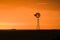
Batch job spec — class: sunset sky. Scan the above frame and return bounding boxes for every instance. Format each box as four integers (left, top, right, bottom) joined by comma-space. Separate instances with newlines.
0, 0, 60, 30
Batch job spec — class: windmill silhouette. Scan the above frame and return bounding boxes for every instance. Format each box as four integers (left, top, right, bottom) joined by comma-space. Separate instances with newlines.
34, 12, 40, 30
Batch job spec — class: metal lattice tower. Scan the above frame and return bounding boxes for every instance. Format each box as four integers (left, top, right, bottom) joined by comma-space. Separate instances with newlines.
34, 12, 40, 30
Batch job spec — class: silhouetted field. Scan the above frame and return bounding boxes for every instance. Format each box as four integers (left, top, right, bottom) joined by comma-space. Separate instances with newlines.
0, 30, 60, 40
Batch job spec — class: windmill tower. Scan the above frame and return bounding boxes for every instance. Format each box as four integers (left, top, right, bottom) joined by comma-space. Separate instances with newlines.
34, 12, 40, 30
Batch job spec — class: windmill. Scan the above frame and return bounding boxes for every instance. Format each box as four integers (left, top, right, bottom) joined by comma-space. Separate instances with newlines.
34, 12, 40, 30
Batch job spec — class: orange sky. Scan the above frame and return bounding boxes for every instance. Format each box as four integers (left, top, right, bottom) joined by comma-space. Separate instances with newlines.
0, 0, 60, 30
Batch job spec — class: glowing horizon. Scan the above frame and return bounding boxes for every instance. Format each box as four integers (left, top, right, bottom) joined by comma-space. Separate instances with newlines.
0, 0, 60, 30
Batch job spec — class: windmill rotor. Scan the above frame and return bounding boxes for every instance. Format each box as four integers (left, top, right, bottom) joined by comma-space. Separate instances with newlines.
34, 12, 40, 18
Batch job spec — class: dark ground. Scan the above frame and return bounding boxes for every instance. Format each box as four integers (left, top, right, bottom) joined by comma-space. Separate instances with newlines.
0, 30, 60, 40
